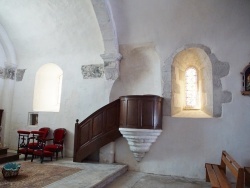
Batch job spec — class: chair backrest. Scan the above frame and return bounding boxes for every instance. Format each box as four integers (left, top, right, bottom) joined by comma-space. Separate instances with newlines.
53, 128, 67, 145
17, 130, 31, 148
38, 127, 50, 139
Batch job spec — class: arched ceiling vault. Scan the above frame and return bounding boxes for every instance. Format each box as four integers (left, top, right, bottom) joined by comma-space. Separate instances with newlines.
0, 1, 102, 64
0, 0, 121, 80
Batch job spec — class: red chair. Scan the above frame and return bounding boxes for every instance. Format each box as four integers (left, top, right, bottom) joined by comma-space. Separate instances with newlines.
17, 130, 33, 160
28, 127, 50, 150
44, 128, 67, 160
31, 138, 53, 163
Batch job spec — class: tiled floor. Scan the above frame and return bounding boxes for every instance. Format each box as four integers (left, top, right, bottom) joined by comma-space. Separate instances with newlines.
42, 159, 127, 188
105, 171, 212, 188
43, 159, 212, 188
14, 156, 127, 188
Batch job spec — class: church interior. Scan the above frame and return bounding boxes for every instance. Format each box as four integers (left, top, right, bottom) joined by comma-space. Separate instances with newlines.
0, 0, 250, 187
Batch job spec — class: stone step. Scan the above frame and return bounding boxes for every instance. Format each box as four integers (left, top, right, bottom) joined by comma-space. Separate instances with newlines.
0, 152, 19, 164
44, 160, 128, 188
91, 164, 128, 188
0, 147, 8, 155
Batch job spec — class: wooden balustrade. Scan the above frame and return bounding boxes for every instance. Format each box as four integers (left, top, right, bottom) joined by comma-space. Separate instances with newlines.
73, 99, 121, 162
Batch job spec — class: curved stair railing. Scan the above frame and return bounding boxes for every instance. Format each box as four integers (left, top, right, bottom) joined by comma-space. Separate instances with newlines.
74, 95, 163, 163
73, 99, 121, 162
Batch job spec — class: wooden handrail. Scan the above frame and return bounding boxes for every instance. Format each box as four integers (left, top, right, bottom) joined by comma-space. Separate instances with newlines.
73, 99, 121, 162
0, 109, 3, 126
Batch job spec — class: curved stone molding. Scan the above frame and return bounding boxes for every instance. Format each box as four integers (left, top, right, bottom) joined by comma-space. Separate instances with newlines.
0, 66, 17, 80
91, 0, 122, 80
81, 64, 104, 79
0, 67, 4, 79
16, 69, 26, 81
119, 128, 162, 162
5, 66, 15, 80
91, 0, 119, 54
0, 24, 17, 67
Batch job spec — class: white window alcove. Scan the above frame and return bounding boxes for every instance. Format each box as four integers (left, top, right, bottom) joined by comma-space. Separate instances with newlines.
171, 48, 213, 118
162, 44, 231, 118
33, 63, 63, 112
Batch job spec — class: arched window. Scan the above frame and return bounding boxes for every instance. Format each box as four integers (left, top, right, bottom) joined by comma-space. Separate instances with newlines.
169, 46, 231, 118
185, 67, 198, 109
33, 63, 63, 112
171, 47, 213, 118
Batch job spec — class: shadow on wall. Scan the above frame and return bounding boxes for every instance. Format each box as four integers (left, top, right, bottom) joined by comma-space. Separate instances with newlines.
110, 43, 162, 102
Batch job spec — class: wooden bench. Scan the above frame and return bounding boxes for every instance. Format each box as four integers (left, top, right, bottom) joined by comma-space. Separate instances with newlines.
205, 151, 244, 188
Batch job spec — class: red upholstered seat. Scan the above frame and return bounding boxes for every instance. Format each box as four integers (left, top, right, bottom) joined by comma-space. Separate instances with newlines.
44, 128, 67, 160
17, 130, 31, 134
33, 150, 53, 157
30, 131, 46, 136
32, 148, 53, 163
28, 127, 50, 149
18, 148, 34, 155
44, 145, 63, 150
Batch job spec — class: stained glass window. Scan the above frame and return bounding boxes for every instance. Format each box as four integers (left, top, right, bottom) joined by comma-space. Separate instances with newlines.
185, 67, 197, 108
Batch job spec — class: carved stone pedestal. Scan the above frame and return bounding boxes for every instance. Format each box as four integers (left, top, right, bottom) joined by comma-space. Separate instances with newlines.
119, 128, 162, 162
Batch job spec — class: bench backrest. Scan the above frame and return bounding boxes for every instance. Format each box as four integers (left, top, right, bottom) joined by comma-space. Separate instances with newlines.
220, 151, 244, 188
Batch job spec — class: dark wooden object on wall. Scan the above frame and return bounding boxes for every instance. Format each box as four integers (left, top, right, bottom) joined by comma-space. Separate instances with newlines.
119, 95, 163, 129
245, 167, 250, 187
0, 109, 3, 126
241, 62, 250, 95
74, 99, 121, 162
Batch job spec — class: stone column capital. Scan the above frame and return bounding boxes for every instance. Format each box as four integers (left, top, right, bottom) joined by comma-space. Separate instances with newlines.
101, 53, 122, 80
100, 53, 122, 62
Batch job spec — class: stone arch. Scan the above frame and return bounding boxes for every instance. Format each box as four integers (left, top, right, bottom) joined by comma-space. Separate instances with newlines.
162, 44, 232, 117
91, 0, 122, 80
0, 23, 17, 147
90, 0, 123, 164
0, 24, 17, 68
0, 43, 6, 68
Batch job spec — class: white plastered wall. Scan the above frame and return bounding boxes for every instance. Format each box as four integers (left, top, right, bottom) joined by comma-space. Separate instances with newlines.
110, 43, 162, 100
0, 0, 249, 180
109, 0, 250, 179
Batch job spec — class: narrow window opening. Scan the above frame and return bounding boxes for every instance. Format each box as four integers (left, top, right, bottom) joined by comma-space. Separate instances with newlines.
171, 47, 213, 118
185, 67, 199, 109
33, 63, 63, 112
